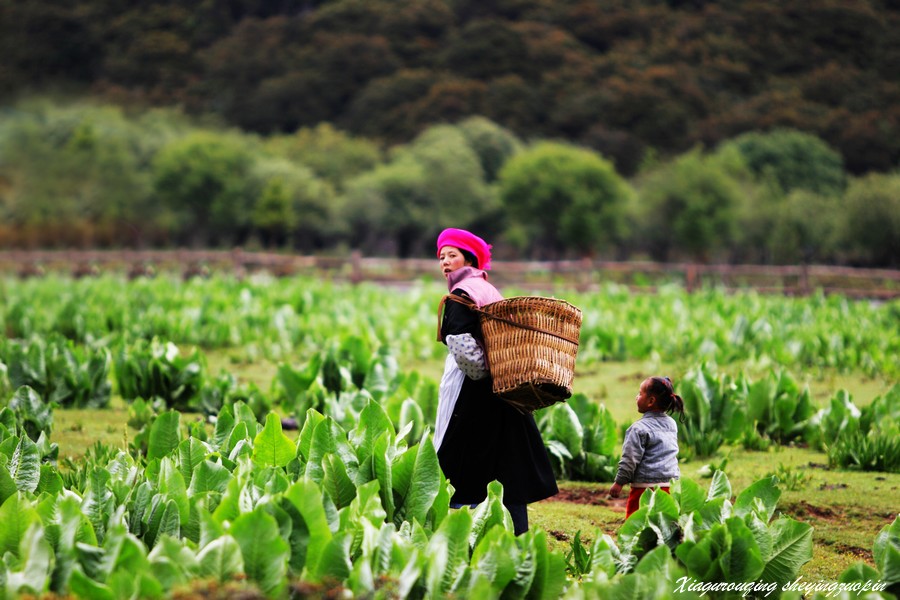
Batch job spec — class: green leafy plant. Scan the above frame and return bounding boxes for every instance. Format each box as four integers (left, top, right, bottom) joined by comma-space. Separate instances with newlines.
114, 338, 205, 411
766, 463, 810, 491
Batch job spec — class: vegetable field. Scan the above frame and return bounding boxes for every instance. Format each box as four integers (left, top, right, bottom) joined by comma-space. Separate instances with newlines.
0, 274, 898, 599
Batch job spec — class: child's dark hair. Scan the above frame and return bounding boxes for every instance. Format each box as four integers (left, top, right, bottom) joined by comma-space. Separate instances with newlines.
648, 376, 686, 422
460, 249, 478, 268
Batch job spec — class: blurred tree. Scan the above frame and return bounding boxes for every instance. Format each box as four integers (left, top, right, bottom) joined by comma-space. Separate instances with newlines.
153, 131, 258, 246
579, 125, 647, 178
249, 157, 337, 250
721, 128, 846, 196
343, 69, 439, 140
0, 1, 101, 97
768, 190, 841, 265
838, 173, 900, 267
0, 102, 157, 247
98, 5, 196, 100
342, 124, 494, 256
635, 147, 746, 262
404, 78, 487, 132
456, 116, 522, 182
481, 75, 543, 133
498, 141, 632, 258
265, 123, 382, 191
827, 108, 900, 175
379, 0, 457, 63
438, 18, 536, 81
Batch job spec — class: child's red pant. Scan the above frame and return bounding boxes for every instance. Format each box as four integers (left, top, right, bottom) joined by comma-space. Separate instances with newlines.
625, 486, 670, 518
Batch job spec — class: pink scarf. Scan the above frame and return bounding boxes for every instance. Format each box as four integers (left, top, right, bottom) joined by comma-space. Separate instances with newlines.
446, 266, 503, 307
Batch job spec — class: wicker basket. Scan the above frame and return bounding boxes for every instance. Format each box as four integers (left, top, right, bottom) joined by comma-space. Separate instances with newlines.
442, 295, 582, 413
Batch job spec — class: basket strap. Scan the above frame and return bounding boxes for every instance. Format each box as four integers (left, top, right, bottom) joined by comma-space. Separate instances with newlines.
436, 293, 478, 341
441, 294, 580, 346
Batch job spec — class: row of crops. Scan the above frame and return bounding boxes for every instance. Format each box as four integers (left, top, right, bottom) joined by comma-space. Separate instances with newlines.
4, 327, 899, 480
1, 395, 898, 598
3, 274, 898, 377
1, 274, 899, 597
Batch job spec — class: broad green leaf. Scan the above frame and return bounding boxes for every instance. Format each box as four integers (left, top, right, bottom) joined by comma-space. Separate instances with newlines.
470, 526, 519, 594
252, 413, 296, 469
285, 479, 333, 574
759, 517, 813, 584
523, 529, 567, 600
706, 470, 732, 501
298, 410, 326, 462
310, 532, 353, 583
197, 506, 226, 549
158, 457, 189, 524
156, 499, 182, 542
147, 411, 181, 461
212, 405, 235, 450
744, 512, 773, 561
393, 437, 440, 526
671, 477, 705, 516
350, 400, 394, 463
733, 476, 781, 522
197, 534, 244, 581
341, 479, 386, 530
188, 460, 232, 496
641, 487, 680, 520
425, 509, 473, 597
68, 567, 115, 600
81, 469, 114, 543
7, 522, 52, 597
322, 453, 357, 510
0, 463, 16, 505
698, 496, 732, 526
676, 523, 728, 581
128, 481, 154, 537
232, 507, 290, 596
148, 534, 199, 589
838, 561, 881, 584
589, 534, 621, 580
372, 431, 395, 522
547, 403, 584, 459
100, 519, 151, 580
470, 481, 512, 549
746, 377, 775, 424
305, 417, 340, 483
177, 437, 207, 484
721, 517, 765, 582
9, 435, 40, 493
51, 495, 86, 592
634, 544, 676, 578
873, 516, 900, 585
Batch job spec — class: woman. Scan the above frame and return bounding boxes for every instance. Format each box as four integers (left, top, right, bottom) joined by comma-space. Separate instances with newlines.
434, 227, 558, 535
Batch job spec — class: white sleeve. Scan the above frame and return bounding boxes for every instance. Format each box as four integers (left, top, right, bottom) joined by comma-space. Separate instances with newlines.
445, 333, 488, 380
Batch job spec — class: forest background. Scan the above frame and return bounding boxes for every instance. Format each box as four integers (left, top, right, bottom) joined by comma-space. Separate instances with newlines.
1, 0, 899, 267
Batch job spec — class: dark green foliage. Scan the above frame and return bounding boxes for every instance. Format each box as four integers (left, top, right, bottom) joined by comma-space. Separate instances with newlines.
723, 129, 846, 197
499, 141, 633, 257
3, 0, 900, 176
113, 339, 205, 411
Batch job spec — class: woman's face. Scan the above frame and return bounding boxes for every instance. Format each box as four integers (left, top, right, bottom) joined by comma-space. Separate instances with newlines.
439, 245, 470, 279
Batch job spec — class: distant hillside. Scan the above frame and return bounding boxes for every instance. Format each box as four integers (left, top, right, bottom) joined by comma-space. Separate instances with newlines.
2, 0, 899, 174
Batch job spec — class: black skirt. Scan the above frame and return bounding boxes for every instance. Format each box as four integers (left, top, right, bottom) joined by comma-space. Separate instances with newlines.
437, 291, 558, 505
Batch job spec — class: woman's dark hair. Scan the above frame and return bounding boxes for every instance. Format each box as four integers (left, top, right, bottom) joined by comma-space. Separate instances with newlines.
460, 249, 478, 268
647, 376, 686, 422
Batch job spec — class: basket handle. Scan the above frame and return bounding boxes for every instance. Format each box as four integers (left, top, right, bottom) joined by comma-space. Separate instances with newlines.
439, 294, 580, 346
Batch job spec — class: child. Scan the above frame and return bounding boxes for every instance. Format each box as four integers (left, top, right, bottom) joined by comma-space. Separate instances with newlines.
608, 376, 685, 518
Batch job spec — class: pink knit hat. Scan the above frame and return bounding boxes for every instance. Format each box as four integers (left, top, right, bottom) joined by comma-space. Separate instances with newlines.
436, 228, 492, 271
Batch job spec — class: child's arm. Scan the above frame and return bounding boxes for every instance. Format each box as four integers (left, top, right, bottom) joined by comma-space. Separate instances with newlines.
609, 427, 646, 497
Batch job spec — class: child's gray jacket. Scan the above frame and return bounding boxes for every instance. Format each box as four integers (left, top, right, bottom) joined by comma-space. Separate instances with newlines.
615, 411, 680, 486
